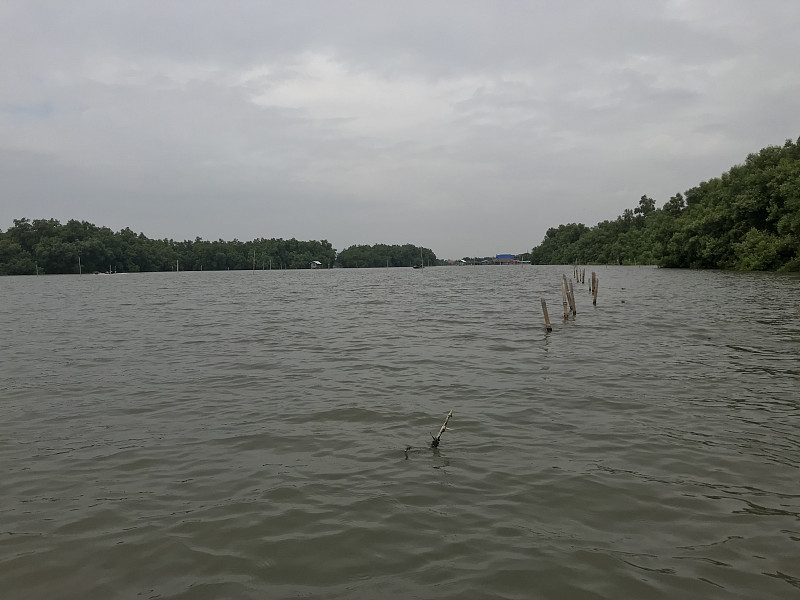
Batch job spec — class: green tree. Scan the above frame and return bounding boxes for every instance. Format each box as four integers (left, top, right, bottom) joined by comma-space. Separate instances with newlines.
531, 136, 800, 271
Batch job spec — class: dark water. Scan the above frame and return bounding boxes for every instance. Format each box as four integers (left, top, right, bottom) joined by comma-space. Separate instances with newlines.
2, 265, 799, 600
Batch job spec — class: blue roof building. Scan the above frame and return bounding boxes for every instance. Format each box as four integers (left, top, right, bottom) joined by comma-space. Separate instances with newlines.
495, 254, 517, 264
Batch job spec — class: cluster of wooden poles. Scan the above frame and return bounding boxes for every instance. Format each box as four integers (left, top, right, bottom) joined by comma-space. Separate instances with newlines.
540, 267, 599, 332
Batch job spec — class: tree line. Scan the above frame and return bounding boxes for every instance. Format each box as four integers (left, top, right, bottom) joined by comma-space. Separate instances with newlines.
0, 219, 338, 274
336, 243, 436, 268
0, 219, 440, 274
530, 137, 800, 271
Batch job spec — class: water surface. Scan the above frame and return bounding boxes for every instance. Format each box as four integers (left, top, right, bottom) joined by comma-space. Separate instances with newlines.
2, 266, 799, 599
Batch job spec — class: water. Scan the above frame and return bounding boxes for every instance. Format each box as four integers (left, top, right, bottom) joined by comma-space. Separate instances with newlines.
1, 266, 799, 599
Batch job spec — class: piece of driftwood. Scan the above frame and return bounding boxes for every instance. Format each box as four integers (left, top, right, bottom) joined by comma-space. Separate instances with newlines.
431, 410, 453, 448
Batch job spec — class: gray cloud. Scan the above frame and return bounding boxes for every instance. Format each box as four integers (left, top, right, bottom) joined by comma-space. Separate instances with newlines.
2, 1, 799, 258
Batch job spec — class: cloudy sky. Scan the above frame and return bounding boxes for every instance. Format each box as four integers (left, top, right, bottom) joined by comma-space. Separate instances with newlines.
2, 1, 799, 258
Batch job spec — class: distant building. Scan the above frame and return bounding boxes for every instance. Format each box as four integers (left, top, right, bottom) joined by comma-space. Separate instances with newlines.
494, 254, 518, 265
310, 260, 322, 269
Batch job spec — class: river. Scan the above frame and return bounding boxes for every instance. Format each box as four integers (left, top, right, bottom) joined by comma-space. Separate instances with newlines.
1, 265, 799, 599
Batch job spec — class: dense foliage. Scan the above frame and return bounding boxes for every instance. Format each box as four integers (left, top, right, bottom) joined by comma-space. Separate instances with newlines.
0, 218, 336, 274
336, 243, 436, 268
530, 137, 800, 271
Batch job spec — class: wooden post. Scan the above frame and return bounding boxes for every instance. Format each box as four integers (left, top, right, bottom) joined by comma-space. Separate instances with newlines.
562, 274, 576, 316
541, 298, 552, 332
431, 410, 453, 448
568, 279, 577, 315
561, 277, 569, 319
593, 276, 599, 305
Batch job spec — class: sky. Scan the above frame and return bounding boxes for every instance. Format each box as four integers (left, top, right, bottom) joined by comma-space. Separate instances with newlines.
2, 1, 799, 259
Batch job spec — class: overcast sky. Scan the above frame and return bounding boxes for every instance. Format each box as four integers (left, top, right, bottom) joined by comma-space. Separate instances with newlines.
2, 1, 799, 258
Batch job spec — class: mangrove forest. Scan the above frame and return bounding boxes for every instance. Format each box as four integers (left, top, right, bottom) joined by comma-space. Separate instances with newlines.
530, 137, 800, 271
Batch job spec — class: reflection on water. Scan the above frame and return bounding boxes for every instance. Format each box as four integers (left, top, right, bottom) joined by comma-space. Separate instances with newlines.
1, 266, 799, 599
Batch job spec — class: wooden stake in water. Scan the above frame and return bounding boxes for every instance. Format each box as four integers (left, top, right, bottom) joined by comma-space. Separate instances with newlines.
593, 276, 599, 305
568, 279, 577, 315
561, 277, 570, 319
431, 410, 453, 448
562, 274, 577, 316
541, 298, 553, 332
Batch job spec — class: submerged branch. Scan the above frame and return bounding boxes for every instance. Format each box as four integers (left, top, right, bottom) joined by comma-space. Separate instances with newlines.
430, 410, 453, 448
